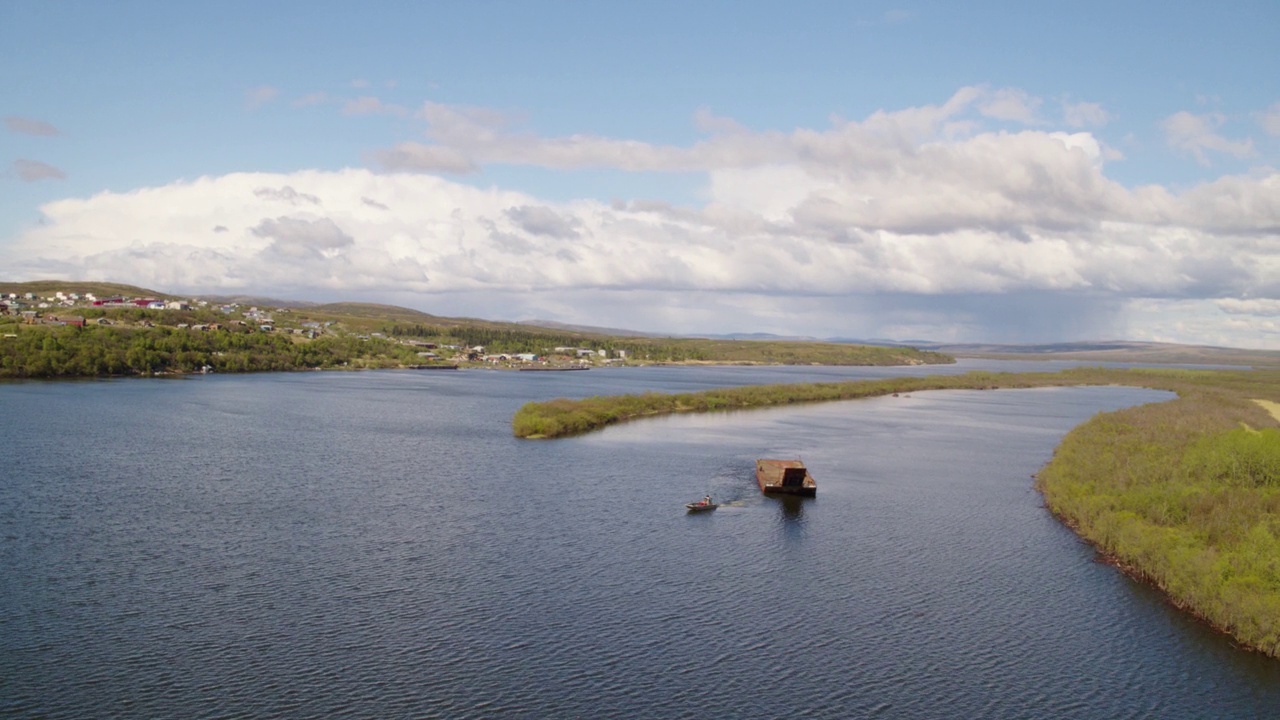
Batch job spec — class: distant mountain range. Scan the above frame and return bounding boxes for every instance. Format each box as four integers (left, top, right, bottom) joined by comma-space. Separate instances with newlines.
900, 340, 1280, 366
516, 327, 1280, 366
515, 319, 656, 338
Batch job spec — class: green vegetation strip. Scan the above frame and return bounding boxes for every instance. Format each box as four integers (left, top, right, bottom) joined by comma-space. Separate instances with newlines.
0, 321, 438, 376
514, 367, 1142, 439
2, 293, 953, 378
514, 367, 1280, 657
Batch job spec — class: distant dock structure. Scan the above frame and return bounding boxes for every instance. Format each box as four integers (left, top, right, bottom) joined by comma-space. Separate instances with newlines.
756, 459, 817, 497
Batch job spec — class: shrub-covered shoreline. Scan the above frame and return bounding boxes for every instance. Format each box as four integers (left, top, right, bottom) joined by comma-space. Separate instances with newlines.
1, 311, 952, 378
511, 367, 1148, 439
513, 367, 1280, 657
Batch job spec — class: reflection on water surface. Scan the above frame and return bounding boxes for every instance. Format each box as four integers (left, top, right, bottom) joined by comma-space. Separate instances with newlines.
2, 361, 1278, 718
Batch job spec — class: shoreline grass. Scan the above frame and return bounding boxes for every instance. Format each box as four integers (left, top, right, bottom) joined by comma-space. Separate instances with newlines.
512, 366, 1280, 657
512, 367, 1171, 439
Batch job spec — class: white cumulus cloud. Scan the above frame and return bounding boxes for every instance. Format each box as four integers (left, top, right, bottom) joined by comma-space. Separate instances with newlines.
977, 88, 1043, 125
1061, 100, 1109, 128
5, 89, 1280, 348
1163, 111, 1255, 165
1257, 102, 1280, 136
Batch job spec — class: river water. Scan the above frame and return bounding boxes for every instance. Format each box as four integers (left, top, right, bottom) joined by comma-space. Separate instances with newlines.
3, 360, 1278, 718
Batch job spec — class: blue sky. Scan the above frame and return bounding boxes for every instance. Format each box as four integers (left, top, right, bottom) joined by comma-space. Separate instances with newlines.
3, 1, 1279, 347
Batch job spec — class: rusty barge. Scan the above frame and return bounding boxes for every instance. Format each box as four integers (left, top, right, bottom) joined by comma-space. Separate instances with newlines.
755, 459, 817, 497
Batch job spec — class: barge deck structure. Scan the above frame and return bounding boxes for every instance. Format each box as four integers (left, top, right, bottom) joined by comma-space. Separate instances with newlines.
755, 459, 817, 497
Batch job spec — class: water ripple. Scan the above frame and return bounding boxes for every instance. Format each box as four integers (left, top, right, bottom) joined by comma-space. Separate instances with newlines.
2, 370, 1279, 718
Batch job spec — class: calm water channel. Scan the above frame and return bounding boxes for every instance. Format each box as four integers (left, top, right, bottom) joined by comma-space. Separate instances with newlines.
3, 360, 1279, 718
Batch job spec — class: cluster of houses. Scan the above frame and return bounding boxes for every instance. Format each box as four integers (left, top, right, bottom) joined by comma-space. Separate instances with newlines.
93, 298, 189, 310
2, 289, 634, 367
459, 345, 628, 366
2, 290, 94, 308
0, 291, 195, 312
1, 290, 196, 315
397, 340, 626, 367
1, 291, 74, 319
554, 346, 627, 359
3, 291, 331, 346
0, 290, 298, 332
1, 292, 273, 339
1, 290, 209, 330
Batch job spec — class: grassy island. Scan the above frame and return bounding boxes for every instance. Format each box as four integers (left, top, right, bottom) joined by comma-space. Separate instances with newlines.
511, 367, 1155, 439
513, 367, 1280, 657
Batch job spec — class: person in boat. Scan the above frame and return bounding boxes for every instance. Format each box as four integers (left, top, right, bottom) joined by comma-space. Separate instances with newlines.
702, 495, 712, 506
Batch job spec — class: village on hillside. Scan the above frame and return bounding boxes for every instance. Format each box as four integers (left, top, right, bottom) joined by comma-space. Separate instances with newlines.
0, 288, 628, 370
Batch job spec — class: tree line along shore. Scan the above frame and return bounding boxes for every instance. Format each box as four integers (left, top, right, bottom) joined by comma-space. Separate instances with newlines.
512, 367, 1280, 658
0, 306, 950, 379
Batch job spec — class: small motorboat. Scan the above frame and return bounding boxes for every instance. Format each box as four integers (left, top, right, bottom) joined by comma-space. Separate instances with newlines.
686, 497, 718, 512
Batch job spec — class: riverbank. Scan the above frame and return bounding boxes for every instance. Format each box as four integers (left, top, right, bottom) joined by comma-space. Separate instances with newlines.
512, 366, 1280, 658
1034, 372, 1280, 657
510, 367, 1143, 439
0, 313, 952, 379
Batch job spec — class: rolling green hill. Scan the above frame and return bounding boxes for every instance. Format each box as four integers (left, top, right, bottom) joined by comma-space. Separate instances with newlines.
0, 280, 176, 300
0, 280, 952, 377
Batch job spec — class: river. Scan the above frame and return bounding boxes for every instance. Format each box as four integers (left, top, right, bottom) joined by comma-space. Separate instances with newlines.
3, 360, 1278, 718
